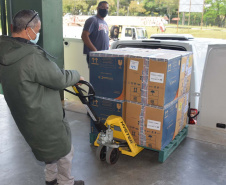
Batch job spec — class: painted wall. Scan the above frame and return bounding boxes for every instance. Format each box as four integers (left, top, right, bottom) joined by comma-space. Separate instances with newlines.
63, 38, 89, 101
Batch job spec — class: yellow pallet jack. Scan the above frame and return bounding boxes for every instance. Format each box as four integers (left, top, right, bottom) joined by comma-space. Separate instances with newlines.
65, 81, 143, 164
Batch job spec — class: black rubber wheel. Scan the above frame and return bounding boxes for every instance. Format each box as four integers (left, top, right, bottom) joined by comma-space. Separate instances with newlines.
96, 145, 106, 161
106, 147, 120, 164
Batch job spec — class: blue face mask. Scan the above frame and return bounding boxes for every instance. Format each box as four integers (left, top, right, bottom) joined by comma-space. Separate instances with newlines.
28, 28, 40, 44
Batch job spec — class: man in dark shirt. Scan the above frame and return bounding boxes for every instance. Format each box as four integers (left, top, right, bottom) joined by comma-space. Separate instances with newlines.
81, 1, 109, 65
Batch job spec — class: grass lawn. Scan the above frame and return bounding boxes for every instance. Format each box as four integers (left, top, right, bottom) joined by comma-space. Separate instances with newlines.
145, 24, 226, 39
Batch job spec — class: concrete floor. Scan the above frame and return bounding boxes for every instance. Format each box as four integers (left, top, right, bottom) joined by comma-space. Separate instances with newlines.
1, 94, 226, 185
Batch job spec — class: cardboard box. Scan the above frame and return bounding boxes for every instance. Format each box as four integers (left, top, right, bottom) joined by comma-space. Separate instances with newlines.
89, 48, 150, 100
174, 95, 184, 137
125, 51, 182, 107
178, 56, 187, 97
89, 48, 149, 100
125, 102, 141, 144
145, 100, 178, 150
125, 100, 178, 150
89, 54, 127, 100
147, 54, 181, 107
125, 50, 157, 104
159, 49, 193, 96
126, 58, 144, 103
184, 55, 193, 93
174, 93, 189, 137
183, 93, 189, 128
90, 96, 126, 133
90, 49, 192, 105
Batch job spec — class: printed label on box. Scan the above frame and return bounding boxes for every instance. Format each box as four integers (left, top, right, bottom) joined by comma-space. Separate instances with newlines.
150, 72, 164, 83
129, 60, 139, 71
147, 120, 161, 131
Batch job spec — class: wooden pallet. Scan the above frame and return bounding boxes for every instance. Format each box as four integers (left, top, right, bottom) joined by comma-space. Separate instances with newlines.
89, 125, 188, 163
159, 125, 189, 162
142, 125, 189, 163
90, 132, 98, 144
0, 84, 3, 94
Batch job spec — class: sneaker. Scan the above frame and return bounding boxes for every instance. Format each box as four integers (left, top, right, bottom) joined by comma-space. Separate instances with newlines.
46, 179, 57, 185
74, 180, 85, 185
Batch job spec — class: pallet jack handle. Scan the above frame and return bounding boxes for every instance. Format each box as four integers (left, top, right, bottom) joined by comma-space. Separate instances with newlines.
64, 80, 107, 132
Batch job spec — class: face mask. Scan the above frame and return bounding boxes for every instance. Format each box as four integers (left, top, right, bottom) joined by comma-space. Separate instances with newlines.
27, 28, 40, 44
98, 8, 108, 18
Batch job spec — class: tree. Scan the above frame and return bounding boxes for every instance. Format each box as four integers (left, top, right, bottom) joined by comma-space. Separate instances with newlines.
219, 0, 226, 27
143, 0, 178, 19
128, 1, 146, 16
107, 0, 117, 15
62, 0, 90, 15
143, 0, 158, 16
162, 0, 177, 23
204, 0, 226, 27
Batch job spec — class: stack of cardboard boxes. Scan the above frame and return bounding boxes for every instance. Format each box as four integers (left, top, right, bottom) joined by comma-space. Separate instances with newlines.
89, 48, 192, 151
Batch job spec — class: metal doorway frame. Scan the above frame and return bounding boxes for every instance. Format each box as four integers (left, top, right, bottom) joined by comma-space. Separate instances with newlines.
0, 0, 7, 35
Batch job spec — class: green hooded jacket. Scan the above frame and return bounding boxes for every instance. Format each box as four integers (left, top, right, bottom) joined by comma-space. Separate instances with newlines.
0, 36, 80, 162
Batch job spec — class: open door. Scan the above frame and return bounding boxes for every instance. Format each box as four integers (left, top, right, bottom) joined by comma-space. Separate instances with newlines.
189, 44, 226, 146
198, 44, 226, 129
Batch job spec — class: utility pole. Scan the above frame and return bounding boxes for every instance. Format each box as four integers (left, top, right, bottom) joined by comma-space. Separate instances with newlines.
201, 0, 205, 30
188, 0, 191, 26
182, 12, 185, 25
117, 0, 119, 16
177, 0, 180, 33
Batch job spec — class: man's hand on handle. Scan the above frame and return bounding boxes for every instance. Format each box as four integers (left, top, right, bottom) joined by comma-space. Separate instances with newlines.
76, 76, 85, 86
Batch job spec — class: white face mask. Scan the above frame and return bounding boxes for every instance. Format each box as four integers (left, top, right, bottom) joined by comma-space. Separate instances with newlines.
27, 28, 40, 44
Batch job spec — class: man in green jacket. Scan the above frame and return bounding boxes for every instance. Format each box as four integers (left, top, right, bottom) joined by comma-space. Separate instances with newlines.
0, 10, 84, 185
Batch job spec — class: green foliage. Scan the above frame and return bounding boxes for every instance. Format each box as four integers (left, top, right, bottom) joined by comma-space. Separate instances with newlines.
118, 7, 128, 16
106, 0, 116, 15
204, 0, 226, 27
129, 1, 146, 16
143, 0, 178, 20
143, 0, 158, 16
62, 0, 226, 27
63, 0, 96, 15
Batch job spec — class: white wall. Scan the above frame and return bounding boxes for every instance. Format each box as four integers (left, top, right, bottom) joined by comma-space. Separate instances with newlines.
64, 38, 89, 101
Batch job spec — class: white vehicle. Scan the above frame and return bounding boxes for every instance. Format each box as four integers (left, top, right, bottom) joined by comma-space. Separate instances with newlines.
110, 34, 226, 124
109, 25, 148, 48
109, 26, 148, 47
120, 26, 148, 40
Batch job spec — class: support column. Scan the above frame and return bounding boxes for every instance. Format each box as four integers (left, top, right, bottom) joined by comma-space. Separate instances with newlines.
1, 0, 7, 35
